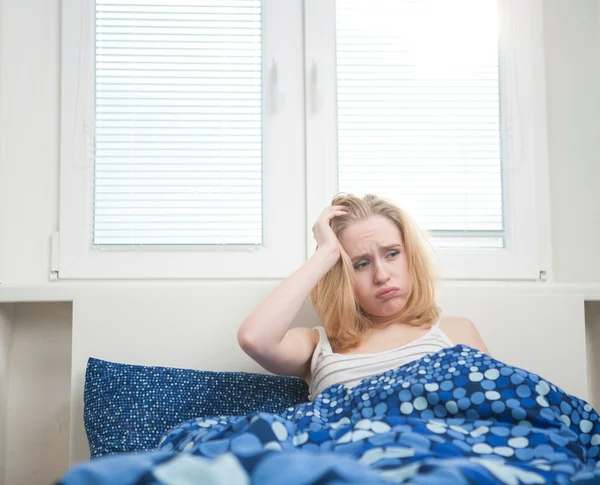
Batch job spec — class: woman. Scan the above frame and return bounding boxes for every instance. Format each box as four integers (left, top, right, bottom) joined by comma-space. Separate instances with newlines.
60, 193, 600, 484
238, 193, 490, 400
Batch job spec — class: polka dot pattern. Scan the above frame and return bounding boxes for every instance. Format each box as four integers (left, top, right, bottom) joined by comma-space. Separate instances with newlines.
83, 358, 309, 457
71, 347, 600, 485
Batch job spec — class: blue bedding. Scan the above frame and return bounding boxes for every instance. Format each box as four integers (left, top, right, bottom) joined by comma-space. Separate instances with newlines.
59, 345, 600, 484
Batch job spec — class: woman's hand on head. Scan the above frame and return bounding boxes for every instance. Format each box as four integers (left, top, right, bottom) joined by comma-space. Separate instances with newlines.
312, 205, 348, 259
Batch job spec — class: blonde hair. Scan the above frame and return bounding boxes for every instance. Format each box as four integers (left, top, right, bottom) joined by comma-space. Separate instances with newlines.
310, 193, 441, 352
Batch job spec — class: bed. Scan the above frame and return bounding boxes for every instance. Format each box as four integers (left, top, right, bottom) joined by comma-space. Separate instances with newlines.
57, 344, 600, 484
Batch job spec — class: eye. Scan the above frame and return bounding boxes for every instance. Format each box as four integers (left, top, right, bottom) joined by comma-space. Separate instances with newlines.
353, 261, 368, 270
387, 250, 399, 258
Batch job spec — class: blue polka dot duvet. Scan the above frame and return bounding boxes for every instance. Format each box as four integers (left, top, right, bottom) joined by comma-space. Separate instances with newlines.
58, 345, 600, 485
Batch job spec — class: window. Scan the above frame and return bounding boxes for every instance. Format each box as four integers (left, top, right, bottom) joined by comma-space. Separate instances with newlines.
59, 0, 306, 278
60, 0, 549, 280
94, 0, 263, 247
336, 0, 503, 250
304, 0, 548, 280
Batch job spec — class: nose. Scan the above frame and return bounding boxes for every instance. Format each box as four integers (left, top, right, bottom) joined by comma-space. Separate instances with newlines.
373, 260, 390, 285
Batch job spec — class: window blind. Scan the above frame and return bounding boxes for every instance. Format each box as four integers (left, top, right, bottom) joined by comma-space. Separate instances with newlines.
93, 0, 262, 246
336, 0, 503, 248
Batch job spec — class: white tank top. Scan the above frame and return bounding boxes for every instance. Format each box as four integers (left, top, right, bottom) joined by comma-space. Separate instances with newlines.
308, 318, 454, 401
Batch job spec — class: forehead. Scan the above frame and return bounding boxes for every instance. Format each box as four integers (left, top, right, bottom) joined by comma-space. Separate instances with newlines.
340, 215, 403, 253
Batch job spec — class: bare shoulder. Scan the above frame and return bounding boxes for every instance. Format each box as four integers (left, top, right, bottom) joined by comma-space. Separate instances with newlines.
439, 316, 491, 355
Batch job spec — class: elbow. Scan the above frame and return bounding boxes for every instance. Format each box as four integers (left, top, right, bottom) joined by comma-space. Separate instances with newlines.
238, 319, 281, 356
237, 326, 261, 355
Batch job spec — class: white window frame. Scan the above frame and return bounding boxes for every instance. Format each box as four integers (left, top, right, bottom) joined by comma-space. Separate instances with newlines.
59, 0, 306, 279
304, 0, 552, 281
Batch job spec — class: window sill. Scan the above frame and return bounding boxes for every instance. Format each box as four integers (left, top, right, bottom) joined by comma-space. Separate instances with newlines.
1, 282, 600, 303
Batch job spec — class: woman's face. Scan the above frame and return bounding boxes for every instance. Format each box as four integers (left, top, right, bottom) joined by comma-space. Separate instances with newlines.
339, 215, 412, 322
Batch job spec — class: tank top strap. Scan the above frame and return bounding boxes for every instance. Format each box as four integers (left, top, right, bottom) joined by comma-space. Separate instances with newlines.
314, 326, 333, 354
429, 312, 455, 347
309, 326, 333, 385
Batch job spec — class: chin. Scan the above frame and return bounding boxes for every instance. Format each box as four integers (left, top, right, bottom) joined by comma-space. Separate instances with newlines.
365, 300, 406, 318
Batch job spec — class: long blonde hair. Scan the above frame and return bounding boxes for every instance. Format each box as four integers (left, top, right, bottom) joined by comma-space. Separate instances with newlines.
310, 193, 441, 352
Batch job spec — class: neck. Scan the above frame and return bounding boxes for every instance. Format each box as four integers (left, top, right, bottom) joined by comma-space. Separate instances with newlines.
367, 313, 403, 328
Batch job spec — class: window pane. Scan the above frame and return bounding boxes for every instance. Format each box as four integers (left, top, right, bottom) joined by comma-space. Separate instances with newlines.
336, 0, 503, 248
93, 0, 262, 246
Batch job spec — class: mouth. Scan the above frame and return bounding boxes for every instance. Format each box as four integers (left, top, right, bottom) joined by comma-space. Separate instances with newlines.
375, 287, 400, 300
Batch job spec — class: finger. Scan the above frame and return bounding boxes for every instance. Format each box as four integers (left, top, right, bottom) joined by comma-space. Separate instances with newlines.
320, 214, 345, 226
328, 209, 349, 219
324, 206, 348, 216
317, 207, 348, 224
321, 205, 345, 214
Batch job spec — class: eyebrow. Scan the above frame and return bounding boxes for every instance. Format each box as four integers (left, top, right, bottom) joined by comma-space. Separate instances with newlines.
350, 244, 403, 263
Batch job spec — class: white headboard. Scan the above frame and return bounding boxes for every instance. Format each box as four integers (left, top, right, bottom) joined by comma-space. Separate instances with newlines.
68, 283, 589, 465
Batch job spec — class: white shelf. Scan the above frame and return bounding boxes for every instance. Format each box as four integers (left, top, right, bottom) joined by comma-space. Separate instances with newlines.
1, 282, 600, 303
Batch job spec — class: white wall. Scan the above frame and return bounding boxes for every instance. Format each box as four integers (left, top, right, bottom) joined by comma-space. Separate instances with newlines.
0, 0, 60, 286
544, 0, 600, 282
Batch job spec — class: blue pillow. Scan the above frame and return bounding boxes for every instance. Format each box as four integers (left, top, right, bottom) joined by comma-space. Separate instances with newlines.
84, 358, 309, 458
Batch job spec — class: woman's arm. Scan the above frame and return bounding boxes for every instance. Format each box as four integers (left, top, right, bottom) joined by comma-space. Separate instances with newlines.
237, 249, 339, 380
238, 205, 348, 380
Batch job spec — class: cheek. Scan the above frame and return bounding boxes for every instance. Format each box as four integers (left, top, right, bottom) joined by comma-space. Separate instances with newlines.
402, 268, 413, 291
401, 263, 411, 279
352, 274, 370, 299
398, 257, 411, 279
